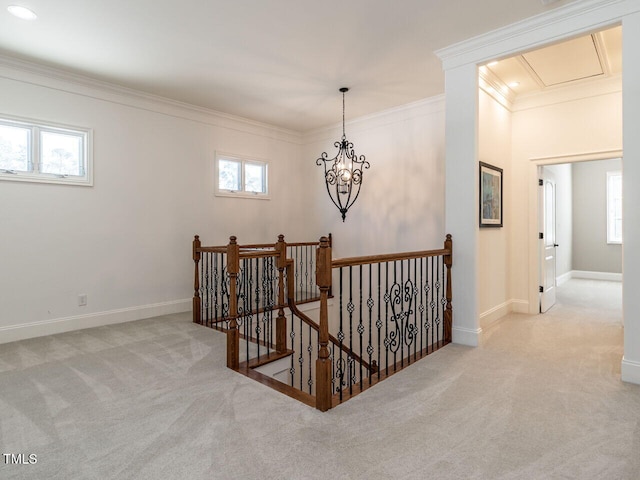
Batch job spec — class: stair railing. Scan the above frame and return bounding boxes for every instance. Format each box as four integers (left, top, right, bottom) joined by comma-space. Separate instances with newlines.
313, 234, 453, 410
192, 234, 331, 331
192, 233, 452, 412
192, 234, 332, 370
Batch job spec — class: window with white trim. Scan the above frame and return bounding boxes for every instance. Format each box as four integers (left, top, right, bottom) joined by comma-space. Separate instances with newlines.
0, 115, 92, 186
607, 171, 622, 244
215, 152, 269, 199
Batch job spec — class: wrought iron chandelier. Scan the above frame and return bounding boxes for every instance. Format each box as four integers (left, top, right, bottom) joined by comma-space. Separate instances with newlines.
316, 87, 370, 222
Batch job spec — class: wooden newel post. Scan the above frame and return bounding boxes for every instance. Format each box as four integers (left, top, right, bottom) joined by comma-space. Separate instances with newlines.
444, 234, 453, 343
227, 236, 240, 370
275, 234, 287, 353
193, 235, 202, 324
315, 236, 332, 411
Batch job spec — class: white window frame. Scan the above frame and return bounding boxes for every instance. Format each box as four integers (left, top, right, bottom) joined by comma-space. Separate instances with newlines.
214, 151, 269, 199
606, 170, 622, 244
0, 114, 93, 186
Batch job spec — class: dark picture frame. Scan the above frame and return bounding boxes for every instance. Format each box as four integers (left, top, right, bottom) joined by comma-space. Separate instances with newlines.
479, 162, 503, 228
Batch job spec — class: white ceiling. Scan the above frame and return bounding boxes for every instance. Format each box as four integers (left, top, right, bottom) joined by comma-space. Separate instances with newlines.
0, 0, 577, 132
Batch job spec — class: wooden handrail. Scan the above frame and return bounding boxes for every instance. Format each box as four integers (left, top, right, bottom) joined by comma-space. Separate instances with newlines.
195, 233, 331, 253
238, 249, 278, 259
196, 246, 227, 253
332, 247, 451, 268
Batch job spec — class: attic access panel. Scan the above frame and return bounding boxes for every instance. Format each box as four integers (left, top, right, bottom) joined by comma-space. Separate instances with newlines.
522, 34, 604, 87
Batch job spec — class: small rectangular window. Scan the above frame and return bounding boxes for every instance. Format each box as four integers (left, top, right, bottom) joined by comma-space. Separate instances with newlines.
215, 152, 269, 199
607, 171, 622, 244
0, 115, 92, 186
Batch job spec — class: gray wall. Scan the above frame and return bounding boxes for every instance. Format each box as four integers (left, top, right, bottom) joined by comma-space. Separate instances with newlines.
572, 158, 622, 273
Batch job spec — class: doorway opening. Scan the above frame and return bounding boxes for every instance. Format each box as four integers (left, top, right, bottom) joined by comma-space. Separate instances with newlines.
537, 158, 622, 321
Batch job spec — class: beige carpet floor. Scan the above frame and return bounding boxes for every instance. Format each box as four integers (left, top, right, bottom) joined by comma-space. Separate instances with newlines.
1, 279, 638, 479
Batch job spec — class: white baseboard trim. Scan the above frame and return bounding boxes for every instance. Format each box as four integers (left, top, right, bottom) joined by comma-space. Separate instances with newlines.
479, 299, 530, 330
571, 270, 622, 282
480, 301, 511, 330
452, 326, 482, 347
621, 358, 640, 385
557, 271, 573, 286
510, 299, 529, 313
0, 299, 192, 345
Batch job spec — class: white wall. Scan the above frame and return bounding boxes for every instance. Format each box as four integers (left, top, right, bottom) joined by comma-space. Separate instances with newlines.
302, 97, 446, 259
478, 89, 512, 326
0, 62, 309, 343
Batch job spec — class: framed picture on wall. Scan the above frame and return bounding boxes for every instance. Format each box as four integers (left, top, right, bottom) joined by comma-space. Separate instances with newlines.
479, 162, 503, 228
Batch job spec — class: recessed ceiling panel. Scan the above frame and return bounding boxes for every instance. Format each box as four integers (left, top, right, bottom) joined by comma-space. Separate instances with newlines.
522, 35, 603, 86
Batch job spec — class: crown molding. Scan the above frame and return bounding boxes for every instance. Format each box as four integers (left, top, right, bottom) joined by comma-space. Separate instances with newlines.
302, 94, 445, 145
478, 67, 515, 111
436, 0, 637, 71
0, 54, 303, 145
513, 73, 621, 112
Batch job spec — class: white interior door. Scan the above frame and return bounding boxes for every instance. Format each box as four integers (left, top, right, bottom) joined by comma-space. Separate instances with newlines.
540, 167, 557, 313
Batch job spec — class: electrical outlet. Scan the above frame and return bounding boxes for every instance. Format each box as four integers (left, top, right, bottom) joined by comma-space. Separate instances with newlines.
78, 294, 87, 306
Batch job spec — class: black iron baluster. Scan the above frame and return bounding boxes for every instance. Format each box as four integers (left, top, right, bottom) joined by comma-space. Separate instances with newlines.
413, 258, 418, 361
202, 253, 208, 327
213, 253, 219, 327
244, 259, 251, 363
348, 266, 354, 395
299, 315, 304, 391
358, 264, 363, 390
331, 342, 336, 395
308, 323, 313, 394
419, 257, 424, 357
210, 252, 214, 326
384, 261, 389, 376
298, 246, 303, 302
266, 257, 273, 349
367, 264, 373, 386
439, 255, 444, 348
261, 257, 268, 351
289, 309, 295, 388
398, 260, 409, 369
431, 256, 435, 351
377, 262, 382, 381
338, 267, 345, 401
222, 260, 229, 328
309, 247, 316, 300
270, 256, 275, 349
304, 244, 309, 302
